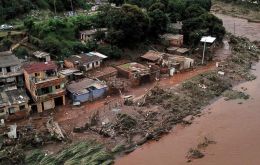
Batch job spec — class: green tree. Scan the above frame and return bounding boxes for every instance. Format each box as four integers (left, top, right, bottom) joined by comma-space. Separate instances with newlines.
183, 4, 206, 19
106, 4, 149, 46
148, 9, 169, 36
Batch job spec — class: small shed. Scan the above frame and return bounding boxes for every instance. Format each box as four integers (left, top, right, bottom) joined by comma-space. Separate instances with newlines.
140, 50, 164, 63
67, 78, 108, 103
161, 34, 184, 47
116, 62, 159, 86
79, 28, 107, 41
164, 54, 194, 71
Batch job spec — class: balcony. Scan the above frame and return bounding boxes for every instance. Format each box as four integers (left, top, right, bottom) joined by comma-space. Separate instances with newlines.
35, 89, 66, 102
30, 76, 66, 89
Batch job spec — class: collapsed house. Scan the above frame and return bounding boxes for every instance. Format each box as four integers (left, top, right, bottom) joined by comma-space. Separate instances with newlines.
88, 66, 118, 81
32, 51, 51, 62
167, 47, 190, 55
23, 61, 66, 113
162, 54, 194, 71
79, 28, 107, 42
0, 51, 24, 89
141, 50, 194, 73
161, 34, 184, 47
116, 62, 160, 87
140, 50, 165, 63
64, 53, 104, 72
67, 78, 108, 104
0, 89, 30, 119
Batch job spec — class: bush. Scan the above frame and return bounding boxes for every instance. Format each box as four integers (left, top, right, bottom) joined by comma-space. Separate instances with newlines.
97, 45, 123, 59
13, 47, 29, 59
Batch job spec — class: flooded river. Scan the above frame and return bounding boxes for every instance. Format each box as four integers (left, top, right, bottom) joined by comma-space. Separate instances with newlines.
214, 13, 260, 42
116, 15, 260, 165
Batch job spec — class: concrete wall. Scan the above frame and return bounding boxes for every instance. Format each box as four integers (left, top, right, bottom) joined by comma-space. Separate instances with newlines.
71, 86, 107, 103
72, 92, 90, 103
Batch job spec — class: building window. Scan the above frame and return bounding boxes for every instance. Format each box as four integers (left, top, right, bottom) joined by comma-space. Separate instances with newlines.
19, 105, 26, 111
6, 67, 11, 73
87, 64, 90, 68
0, 68, 2, 73
56, 85, 60, 89
35, 73, 40, 77
8, 107, 15, 114
96, 61, 99, 66
0, 108, 4, 113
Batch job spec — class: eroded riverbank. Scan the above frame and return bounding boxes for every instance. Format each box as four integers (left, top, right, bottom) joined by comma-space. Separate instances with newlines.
116, 61, 260, 165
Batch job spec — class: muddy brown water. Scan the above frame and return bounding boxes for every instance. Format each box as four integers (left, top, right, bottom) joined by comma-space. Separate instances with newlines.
214, 13, 260, 42
116, 15, 260, 165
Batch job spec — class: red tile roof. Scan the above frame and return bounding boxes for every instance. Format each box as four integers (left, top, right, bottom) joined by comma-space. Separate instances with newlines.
23, 61, 57, 74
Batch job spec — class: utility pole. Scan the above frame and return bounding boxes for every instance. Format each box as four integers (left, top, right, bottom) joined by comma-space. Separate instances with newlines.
234, 22, 236, 35
54, 0, 57, 16
70, 0, 74, 12
202, 41, 206, 65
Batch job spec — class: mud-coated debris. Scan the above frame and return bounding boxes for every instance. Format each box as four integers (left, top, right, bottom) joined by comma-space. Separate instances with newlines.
187, 148, 204, 160
223, 90, 250, 100
183, 115, 194, 124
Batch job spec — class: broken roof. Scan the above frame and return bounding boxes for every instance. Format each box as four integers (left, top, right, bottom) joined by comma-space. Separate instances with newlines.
66, 54, 103, 65
161, 34, 183, 40
117, 62, 150, 73
59, 68, 81, 76
23, 61, 57, 74
89, 66, 117, 79
176, 48, 189, 54
80, 28, 108, 35
33, 51, 50, 58
141, 50, 164, 62
67, 78, 107, 94
0, 51, 21, 67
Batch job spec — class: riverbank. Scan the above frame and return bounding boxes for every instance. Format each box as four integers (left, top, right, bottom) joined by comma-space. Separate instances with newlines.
116, 61, 260, 165
211, 0, 260, 23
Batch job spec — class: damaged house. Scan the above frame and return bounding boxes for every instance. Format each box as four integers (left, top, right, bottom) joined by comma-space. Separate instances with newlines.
67, 78, 108, 104
116, 62, 160, 87
64, 53, 104, 72
161, 34, 184, 47
141, 50, 194, 73
162, 54, 194, 71
23, 61, 66, 113
79, 28, 107, 42
0, 51, 24, 89
32, 51, 51, 62
0, 89, 30, 119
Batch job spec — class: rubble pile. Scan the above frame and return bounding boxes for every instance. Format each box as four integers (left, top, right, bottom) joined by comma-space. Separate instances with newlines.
0, 119, 67, 164
220, 35, 259, 81
25, 141, 114, 165
223, 90, 250, 100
